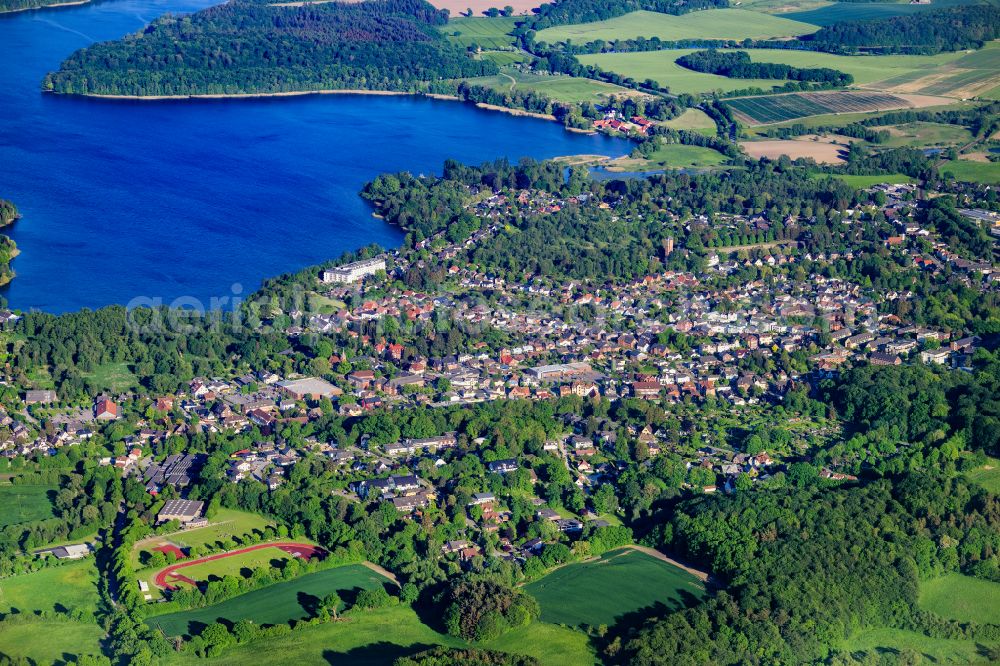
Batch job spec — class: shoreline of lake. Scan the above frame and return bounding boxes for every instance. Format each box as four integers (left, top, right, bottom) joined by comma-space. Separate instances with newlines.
71, 89, 599, 135
0, 0, 88, 14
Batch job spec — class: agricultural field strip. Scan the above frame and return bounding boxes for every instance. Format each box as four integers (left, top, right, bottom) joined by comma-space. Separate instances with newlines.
726, 92, 909, 125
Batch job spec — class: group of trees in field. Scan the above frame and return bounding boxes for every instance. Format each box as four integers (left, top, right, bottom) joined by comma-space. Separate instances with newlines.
44, 0, 496, 96
676, 49, 853, 87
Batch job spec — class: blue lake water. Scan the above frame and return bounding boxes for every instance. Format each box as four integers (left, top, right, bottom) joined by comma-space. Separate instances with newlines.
0, 0, 629, 312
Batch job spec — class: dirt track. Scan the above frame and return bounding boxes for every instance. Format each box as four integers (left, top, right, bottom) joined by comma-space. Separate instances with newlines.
152, 542, 326, 590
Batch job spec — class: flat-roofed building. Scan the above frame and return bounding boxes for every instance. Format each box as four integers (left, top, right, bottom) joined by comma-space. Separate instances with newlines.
157, 499, 205, 524
321, 258, 386, 284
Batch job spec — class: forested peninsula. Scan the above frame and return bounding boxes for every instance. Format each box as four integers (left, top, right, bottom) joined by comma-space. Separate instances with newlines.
0, 199, 20, 286
0, 0, 87, 14
43, 0, 497, 97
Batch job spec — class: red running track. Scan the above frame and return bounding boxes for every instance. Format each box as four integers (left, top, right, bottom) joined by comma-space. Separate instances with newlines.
152, 542, 326, 590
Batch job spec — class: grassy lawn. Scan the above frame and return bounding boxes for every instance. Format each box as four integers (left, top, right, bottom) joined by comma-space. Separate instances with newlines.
442, 16, 517, 49
964, 456, 1000, 493
0, 484, 55, 528
161, 604, 596, 666
919, 574, 1000, 624
0, 618, 106, 664
136, 509, 273, 557
524, 548, 706, 628
148, 564, 392, 637
607, 144, 729, 172
882, 122, 973, 148
536, 9, 817, 45
0, 558, 101, 615
841, 627, 997, 664
81, 362, 138, 392
661, 108, 717, 134
941, 159, 1000, 184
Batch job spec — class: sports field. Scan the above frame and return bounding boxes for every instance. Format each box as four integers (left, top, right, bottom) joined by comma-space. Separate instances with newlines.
919, 574, 1000, 625
577, 50, 784, 96
134, 508, 273, 567
443, 17, 517, 49
0, 558, 100, 615
725, 91, 912, 125
535, 9, 817, 45
164, 545, 295, 584
0, 484, 56, 528
161, 604, 597, 666
523, 547, 706, 627
152, 542, 323, 589
148, 564, 392, 637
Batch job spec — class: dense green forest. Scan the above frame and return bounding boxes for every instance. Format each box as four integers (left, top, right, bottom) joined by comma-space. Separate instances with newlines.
44, 0, 496, 96
806, 4, 1000, 54
675, 49, 853, 86
523, 0, 729, 32
625, 473, 1000, 664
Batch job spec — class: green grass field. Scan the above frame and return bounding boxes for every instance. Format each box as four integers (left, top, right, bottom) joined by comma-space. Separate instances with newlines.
822, 173, 917, 188
919, 574, 1000, 625
661, 108, 717, 133
744, 49, 963, 87
536, 9, 817, 45
81, 362, 138, 392
0, 484, 55, 528
148, 564, 392, 637
882, 122, 973, 148
133, 508, 275, 580
464, 71, 644, 104
443, 17, 517, 49
524, 548, 706, 627
577, 50, 783, 95
608, 144, 729, 172
964, 456, 1000, 493
0, 618, 106, 664
160, 604, 596, 666
841, 627, 997, 664
941, 159, 1000, 184
0, 559, 101, 616
786, 1, 953, 26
